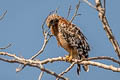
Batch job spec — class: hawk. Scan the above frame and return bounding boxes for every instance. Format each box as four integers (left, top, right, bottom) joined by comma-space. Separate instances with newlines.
46, 14, 90, 75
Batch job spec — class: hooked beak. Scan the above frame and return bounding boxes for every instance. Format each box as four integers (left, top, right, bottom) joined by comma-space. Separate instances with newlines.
47, 24, 51, 28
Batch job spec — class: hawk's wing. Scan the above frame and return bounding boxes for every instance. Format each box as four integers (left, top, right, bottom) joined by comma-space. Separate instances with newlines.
58, 19, 90, 58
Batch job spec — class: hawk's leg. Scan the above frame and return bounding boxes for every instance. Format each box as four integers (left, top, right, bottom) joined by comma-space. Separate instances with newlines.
65, 50, 74, 62
65, 55, 72, 62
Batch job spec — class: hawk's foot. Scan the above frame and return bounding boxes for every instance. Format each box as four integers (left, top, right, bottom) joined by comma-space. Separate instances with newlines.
65, 55, 73, 62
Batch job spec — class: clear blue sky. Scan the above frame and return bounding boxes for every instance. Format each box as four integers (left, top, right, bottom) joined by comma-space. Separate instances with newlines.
0, 0, 120, 80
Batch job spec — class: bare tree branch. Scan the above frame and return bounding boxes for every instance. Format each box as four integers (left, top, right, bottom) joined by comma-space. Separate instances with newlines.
38, 64, 68, 80
55, 7, 60, 14
0, 52, 120, 72
16, 32, 51, 72
66, 5, 72, 19
82, 0, 97, 9
16, 13, 53, 72
103, 0, 106, 14
38, 64, 44, 80
0, 52, 68, 80
88, 56, 120, 65
38, 71, 44, 80
0, 44, 12, 50
56, 62, 75, 80
80, 61, 120, 72
0, 10, 7, 21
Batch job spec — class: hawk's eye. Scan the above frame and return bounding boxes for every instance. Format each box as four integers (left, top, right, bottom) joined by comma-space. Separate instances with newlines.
49, 18, 59, 26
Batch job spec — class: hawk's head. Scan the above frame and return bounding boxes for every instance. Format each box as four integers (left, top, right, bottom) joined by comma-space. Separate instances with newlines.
46, 14, 60, 28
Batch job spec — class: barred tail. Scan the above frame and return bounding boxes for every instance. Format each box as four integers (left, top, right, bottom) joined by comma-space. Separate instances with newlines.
77, 64, 89, 75
82, 65, 89, 72
77, 64, 81, 75
82, 52, 89, 72
77, 52, 89, 75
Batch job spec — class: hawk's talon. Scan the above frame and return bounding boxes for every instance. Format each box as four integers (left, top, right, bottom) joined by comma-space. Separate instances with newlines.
65, 55, 73, 62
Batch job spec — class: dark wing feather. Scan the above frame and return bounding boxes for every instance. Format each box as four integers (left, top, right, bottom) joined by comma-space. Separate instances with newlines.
58, 21, 90, 58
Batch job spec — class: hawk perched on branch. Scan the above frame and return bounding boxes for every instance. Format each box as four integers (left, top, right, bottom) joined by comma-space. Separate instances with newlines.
46, 14, 90, 74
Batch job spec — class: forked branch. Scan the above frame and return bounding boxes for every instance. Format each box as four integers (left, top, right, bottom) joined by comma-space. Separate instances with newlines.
82, 0, 120, 59
0, 52, 120, 72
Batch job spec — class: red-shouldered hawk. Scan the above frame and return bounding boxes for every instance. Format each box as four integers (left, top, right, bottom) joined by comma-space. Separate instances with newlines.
46, 14, 90, 75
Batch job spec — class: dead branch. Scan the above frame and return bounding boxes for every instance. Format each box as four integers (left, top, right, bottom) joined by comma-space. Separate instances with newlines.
38, 64, 68, 80
39, 56, 120, 65
103, 0, 106, 14
16, 14, 53, 72
88, 56, 120, 65
56, 62, 75, 80
0, 52, 120, 73
82, 0, 97, 9
16, 32, 52, 72
0, 10, 7, 20
80, 61, 120, 72
38, 71, 44, 80
0, 44, 12, 50
66, 5, 72, 19
70, 0, 81, 22
94, 0, 120, 59
0, 52, 68, 80
82, 0, 120, 59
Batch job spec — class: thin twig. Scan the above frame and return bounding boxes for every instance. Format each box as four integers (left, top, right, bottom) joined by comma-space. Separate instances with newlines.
0, 44, 12, 49
16, 32, 52, 72
82, 0, 97, 9
40, 66, 68, 80
38, 64, 68, 80
0, 10, 7, 20
38, 64, 44, 80
38, 71, 44, 80
103, 0, 106, 14
56, 62, 75, 80
55, 7, 60, 14
42, 10, 55, 36
66, 5, 72, 19
88, 56, 120, 65
59, 62, 75, 75
31, 33, 52, 60
70, 0, 80, 22
41, 16, 49, 36
31, 11, 54, 60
